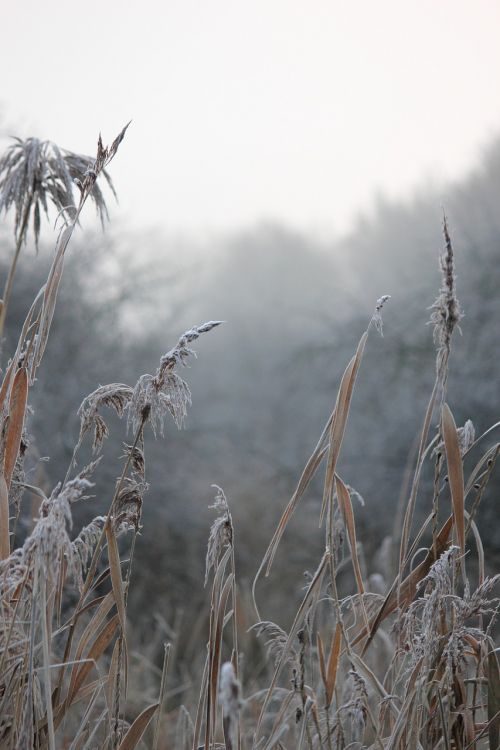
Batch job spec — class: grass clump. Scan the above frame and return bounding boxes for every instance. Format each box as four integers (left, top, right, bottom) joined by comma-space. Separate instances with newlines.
0, 124, 499, 750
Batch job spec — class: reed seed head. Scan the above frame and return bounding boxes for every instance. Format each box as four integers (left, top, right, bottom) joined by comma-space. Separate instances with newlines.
0, 136, 119, 245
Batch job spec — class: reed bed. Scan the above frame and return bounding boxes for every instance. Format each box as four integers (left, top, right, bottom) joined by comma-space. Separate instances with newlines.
0, 126, 499, 750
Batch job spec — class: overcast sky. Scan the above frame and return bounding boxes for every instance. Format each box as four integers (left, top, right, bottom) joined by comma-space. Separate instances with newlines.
1, 0, 499, 237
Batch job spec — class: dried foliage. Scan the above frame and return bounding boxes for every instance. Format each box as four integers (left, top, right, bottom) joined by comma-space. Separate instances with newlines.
429, 214, 463, 389
1, 124, 499, 750
128, 320, 223, 436
0, 136, 116, 244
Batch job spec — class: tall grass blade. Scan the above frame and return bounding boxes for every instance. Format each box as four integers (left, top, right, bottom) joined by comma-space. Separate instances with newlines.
58, 613, 119, 720
106, 524, 126, 632
335, 475, 364, 595
117, 701, 159, 750
320, 332, 368, 525
325, 622, 341, 709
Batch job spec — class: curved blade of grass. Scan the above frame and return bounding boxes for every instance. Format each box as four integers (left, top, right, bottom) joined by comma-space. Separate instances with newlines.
55, 613, 119, 726
105, 522, 129, 713
105, 523, 126, 632
117, 702, 159, 750
320, 332, 368, 525
68, 613, 119, 704
254, 423, 330, 583
68, 591, 115, 703
325, 622, 341, 709
336, 475, 364, 595
252, 334, 367, 618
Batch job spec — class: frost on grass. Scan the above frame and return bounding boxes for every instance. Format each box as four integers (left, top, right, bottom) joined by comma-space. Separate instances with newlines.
205, 485, 233, 585
78, 383, 134, 453
0, 136, 118, 244
73, 321, 223, 460
429, 215, 463, 385
250, 621, 297, 669
128, 321, 223, 436
370, 294, 391, 337
1, 473, 95, 594
399, 546, 500, 679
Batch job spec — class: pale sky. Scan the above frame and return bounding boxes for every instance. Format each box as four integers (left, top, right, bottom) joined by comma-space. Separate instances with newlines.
1, 0, 499, 236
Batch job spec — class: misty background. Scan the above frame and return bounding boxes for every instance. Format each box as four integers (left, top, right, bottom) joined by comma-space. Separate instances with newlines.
1, 0, 499, 698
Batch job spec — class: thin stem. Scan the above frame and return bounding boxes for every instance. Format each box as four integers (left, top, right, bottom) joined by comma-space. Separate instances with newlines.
0, 198, 32, 340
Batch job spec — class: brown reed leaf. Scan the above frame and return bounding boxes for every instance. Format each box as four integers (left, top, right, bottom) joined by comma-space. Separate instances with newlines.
256, 430, 329, 582
442, 402, 465, 558
117, 701, 159, 750
3, 367, 28, 489
316, 631, 327, 689
57, 613, 119, 720
106, 523, 126, 632
325, 622, 342, 709
68, 591, 115, 703
336, 474, 364, 595
106, 638, 121, 718
320, 331, 368, 525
